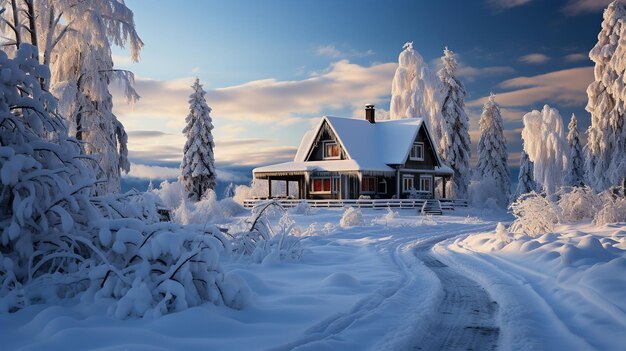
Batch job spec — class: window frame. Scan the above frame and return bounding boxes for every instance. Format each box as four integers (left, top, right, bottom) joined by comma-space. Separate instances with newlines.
322, 140, 340, 160
419, 175, 433, 193
311, 176, 340, 194
402, 175, 414, 193
409, 142, 424, 161
378, 178, 387, 194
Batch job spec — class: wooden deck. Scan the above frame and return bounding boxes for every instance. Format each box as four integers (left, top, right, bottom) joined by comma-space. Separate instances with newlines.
242, 198, 468, 209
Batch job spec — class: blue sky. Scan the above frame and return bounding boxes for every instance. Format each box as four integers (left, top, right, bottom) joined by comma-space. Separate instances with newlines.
112, 0, 613, 184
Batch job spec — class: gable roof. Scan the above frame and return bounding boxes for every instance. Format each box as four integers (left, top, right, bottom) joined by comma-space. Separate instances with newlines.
255, 116, 452, 175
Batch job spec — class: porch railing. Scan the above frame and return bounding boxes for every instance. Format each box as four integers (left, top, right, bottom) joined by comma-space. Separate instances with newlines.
242, 198, 468, 209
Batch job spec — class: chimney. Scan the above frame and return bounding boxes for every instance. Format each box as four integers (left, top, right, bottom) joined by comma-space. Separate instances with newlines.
365, 104, 375, 123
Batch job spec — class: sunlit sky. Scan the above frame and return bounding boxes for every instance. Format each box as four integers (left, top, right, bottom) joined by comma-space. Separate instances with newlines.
111, 0, 612, 183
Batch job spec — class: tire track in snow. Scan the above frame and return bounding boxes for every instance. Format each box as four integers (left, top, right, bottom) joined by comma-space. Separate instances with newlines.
268, 223, 496, 351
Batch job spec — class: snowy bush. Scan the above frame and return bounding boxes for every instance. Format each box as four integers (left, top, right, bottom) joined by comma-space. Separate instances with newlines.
0, 46, 247, 317
495, 222, 513, 245
557, 186, 602, 222
233, 179, 268, 204
594, 190, 626, 225
340, 207, 364, 227
371, 208, 398, 226
509, 192, 559, 236
468, 178, 508, 210
231, 201, 310, 264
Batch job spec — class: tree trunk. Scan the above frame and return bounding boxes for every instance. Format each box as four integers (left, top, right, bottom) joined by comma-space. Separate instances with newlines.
10, 0, 21, 48
24, 0, 37, 48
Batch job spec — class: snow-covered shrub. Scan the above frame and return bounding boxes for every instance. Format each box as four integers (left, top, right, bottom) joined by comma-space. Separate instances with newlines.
594, 190, 626, 225
372, 208, 398, 225
220, 198, 247, 217
469, 178, 508, 209
233, 179, 268, 204
0, 46, 247, 317
231, 201, 309, 263
509, 192, 559, 236
173, 189, 222, 225
290, 200, 311, 215
495, 222, 513, 244
557, 186, 602, 222
358, 194, 371, 200
340, 207, 364, 227
152, 179, 185, 209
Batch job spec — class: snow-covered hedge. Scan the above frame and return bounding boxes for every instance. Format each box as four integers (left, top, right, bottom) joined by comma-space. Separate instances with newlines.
0, 46, 247, 317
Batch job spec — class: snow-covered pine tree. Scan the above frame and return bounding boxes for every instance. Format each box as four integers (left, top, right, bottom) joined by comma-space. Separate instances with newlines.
515, 150, 537, 198
224, 183, 236, 198
522, 105, 568, 195
0, 0, 143, 194
564, 114, 585, 187
389, 42, 444, 145
475, 93, 510, 204
437, 47, 471, 199
181, 78, 217, 201
584, 0, 626, 191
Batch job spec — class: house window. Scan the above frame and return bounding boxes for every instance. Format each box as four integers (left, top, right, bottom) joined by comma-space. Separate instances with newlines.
420, 175, 432, 193
311, 177, 340, 194
361, 176, 376, 193
323, 141, 339, 159
402, 175, 414, 193
410, 142, 424, 161
378, 179, 387, 194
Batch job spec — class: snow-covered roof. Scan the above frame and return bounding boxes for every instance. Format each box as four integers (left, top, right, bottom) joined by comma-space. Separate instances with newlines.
256, 116, 451, 175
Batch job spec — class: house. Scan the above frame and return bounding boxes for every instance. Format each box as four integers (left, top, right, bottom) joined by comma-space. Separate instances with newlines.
252, 105, 453, 200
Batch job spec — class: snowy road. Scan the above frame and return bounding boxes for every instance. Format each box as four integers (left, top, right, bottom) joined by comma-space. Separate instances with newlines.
413, 250, 499, 350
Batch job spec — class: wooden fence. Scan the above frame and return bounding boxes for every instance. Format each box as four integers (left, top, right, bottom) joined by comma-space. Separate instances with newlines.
242, 198, 468, 209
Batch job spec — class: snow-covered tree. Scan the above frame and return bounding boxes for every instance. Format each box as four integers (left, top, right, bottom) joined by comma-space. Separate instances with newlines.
584, 0, 626, 191
0, 46, 247, 316
475, 94, 510, 204
522, 105, 569, 195
389, 42, 444, 145
437, 47, 471, 199
515, 150, 537, 198
181, 78, 217, 201
0, 0, 143, 194
224, 183, 236, 198
564, 114, 585, 187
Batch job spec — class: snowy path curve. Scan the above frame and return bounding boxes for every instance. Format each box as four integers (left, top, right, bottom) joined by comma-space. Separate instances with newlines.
412, 249, 499, 350
269, 222, 497, 351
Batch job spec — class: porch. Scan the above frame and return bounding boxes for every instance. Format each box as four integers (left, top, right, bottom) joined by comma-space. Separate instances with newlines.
242, 198, 469, 209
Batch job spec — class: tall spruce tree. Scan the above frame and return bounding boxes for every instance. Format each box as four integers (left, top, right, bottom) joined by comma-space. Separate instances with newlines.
584, 1, 626, 191
437, 47, 471, 199
181, 78, 216, 201
476, 94, 510, 204
515, 150, 537, 198
565, 114, 585, 187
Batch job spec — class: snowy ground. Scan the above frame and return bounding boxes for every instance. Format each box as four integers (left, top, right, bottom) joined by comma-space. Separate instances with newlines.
2, 208, 624, 350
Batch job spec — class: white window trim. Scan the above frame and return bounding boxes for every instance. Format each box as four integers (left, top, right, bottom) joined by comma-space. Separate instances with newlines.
361, 176, 377, 194
402, 175, 414, 193
409, 142, 424, 161
322, 140, 340, 160
419, 175, 433, 192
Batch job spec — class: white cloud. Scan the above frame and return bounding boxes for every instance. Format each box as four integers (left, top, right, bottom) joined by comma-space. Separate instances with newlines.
564, 53, 588, 62
468, 67, 594, 108
486, 0, 533, 9
126, 163, 180, 180
519, 53, 550, 64
316, 44, 375, 59
457, 65, 516, 82
562, 0, 614, 15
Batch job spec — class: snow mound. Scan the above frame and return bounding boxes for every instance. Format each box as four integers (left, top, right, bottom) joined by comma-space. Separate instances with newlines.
322, 272, 361, 287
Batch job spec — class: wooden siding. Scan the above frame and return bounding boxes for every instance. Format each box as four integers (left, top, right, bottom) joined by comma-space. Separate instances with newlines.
306, 121, 347, 161
403, 126, 438, 170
